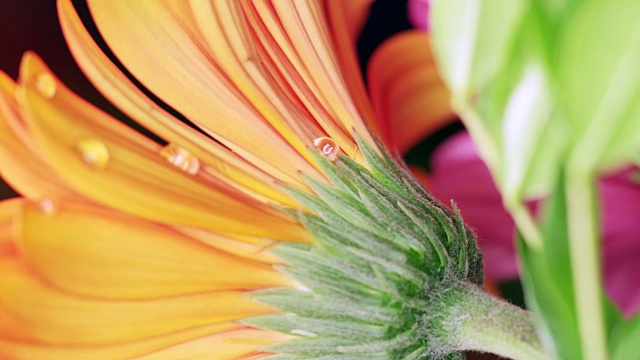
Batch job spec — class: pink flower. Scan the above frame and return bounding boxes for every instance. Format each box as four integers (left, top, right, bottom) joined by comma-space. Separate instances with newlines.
408, 0, 430, 31
428, 131, 640, 317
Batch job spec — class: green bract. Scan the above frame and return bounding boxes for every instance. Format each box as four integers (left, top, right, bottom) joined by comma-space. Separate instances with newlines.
247, 138, 483, 359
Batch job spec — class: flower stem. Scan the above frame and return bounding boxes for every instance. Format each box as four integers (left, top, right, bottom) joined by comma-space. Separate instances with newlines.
452, 96, 501, 176
453, 97, 542, 250
428, 282, 546, 360
565, 163, 608, 360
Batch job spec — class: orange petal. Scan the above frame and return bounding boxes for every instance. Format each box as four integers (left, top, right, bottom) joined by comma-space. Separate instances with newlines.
57, 0, 300, 204
0, 198, 21, 256
85, 0, 317, 182
240, 1, 352, 150
271, 1, 370, 138
0, 258, 273, 344
368, 31, 455, 153
325, 0, 378, 132
340, 0, 375, 42
0, 323, 244, 360
16, 201, 292, 299
386, 61, 453, 153
240, 1, 377, 154
0, 72, 78, 201
179, 227, 282, 265
189, 1, 322, 157
408, 165, 431, 189
133, 328, 289, 360
16, 53, 311, 242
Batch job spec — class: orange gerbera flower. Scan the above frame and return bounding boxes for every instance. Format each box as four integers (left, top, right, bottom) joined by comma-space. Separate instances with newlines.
0, 1, 479, 359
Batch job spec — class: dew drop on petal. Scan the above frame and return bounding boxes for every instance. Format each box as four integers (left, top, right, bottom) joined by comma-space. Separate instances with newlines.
76, 139, 110, 170
313, 137, 340, 161
160, 144, 201, 175
37, 197, 57, 216
35, 73, 57, 98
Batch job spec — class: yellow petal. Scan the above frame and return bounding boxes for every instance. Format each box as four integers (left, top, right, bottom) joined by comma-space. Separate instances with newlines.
133, 328, 289, 360
16, 53, 311, 242
0, 323, 243, 360
325, 0, 378, 132
242, 1, 367, 153
386, 61, 453, 153
85, 0, 317, 182
57, 0, 300, 205
179, 227, 282, 265
0, 198, 21, 256
0, 257, 275, 345
368, 31, 455, 153
17, 201, 292, 299
0, 72, 78, 201
189, 1, 322, 159
340, 0, 375, 42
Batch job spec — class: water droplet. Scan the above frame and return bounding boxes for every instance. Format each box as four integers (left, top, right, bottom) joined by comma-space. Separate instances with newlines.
35, 73, 57, 98
76, 139, 110, 170
160, 144, 201, 175
37, 197, 57, 216
313, 137, 340, 161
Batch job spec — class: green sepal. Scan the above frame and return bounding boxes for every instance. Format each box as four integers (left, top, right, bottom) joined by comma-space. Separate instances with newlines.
337, 152, 481, 283
258, 138, 485, 359
271, 244, 386, 294
295, 212, 417, 276
249, 289, 399, 324
302, 174, 389, 239
265, 352, 391, 360
337, 156, 434, 256
265, 328, 419, 357
265, 352, 462, 360
309, 149, 359, 197
243, 313, 387, 340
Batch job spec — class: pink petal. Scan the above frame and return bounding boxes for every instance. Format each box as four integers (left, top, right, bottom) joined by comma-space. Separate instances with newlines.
600, 169, 640, 316
429, 132, 518, 281
408, 0, 430, 31
428, 131, 640, 316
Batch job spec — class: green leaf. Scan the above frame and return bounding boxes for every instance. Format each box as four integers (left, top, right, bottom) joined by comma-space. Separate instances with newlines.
430, 0, 528, 97
611, 314, 640, 360
517, 172, 582, 359
536, 0, 583, 30
475, 7, 571, 199
558, 0, 640, 167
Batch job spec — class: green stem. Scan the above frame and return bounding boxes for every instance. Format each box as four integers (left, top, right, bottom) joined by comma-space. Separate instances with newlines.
565, 164, 608, 360
428, 282, 547, 360
454, 97, 542, 250
453, 96, 501, 177
505, 197, 543, 250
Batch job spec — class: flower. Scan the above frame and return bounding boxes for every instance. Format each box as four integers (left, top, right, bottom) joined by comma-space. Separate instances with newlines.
366, 28, 454, 155
428, 131, 640, 317
407, 0, 430, 31
0, 1, 483, 359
